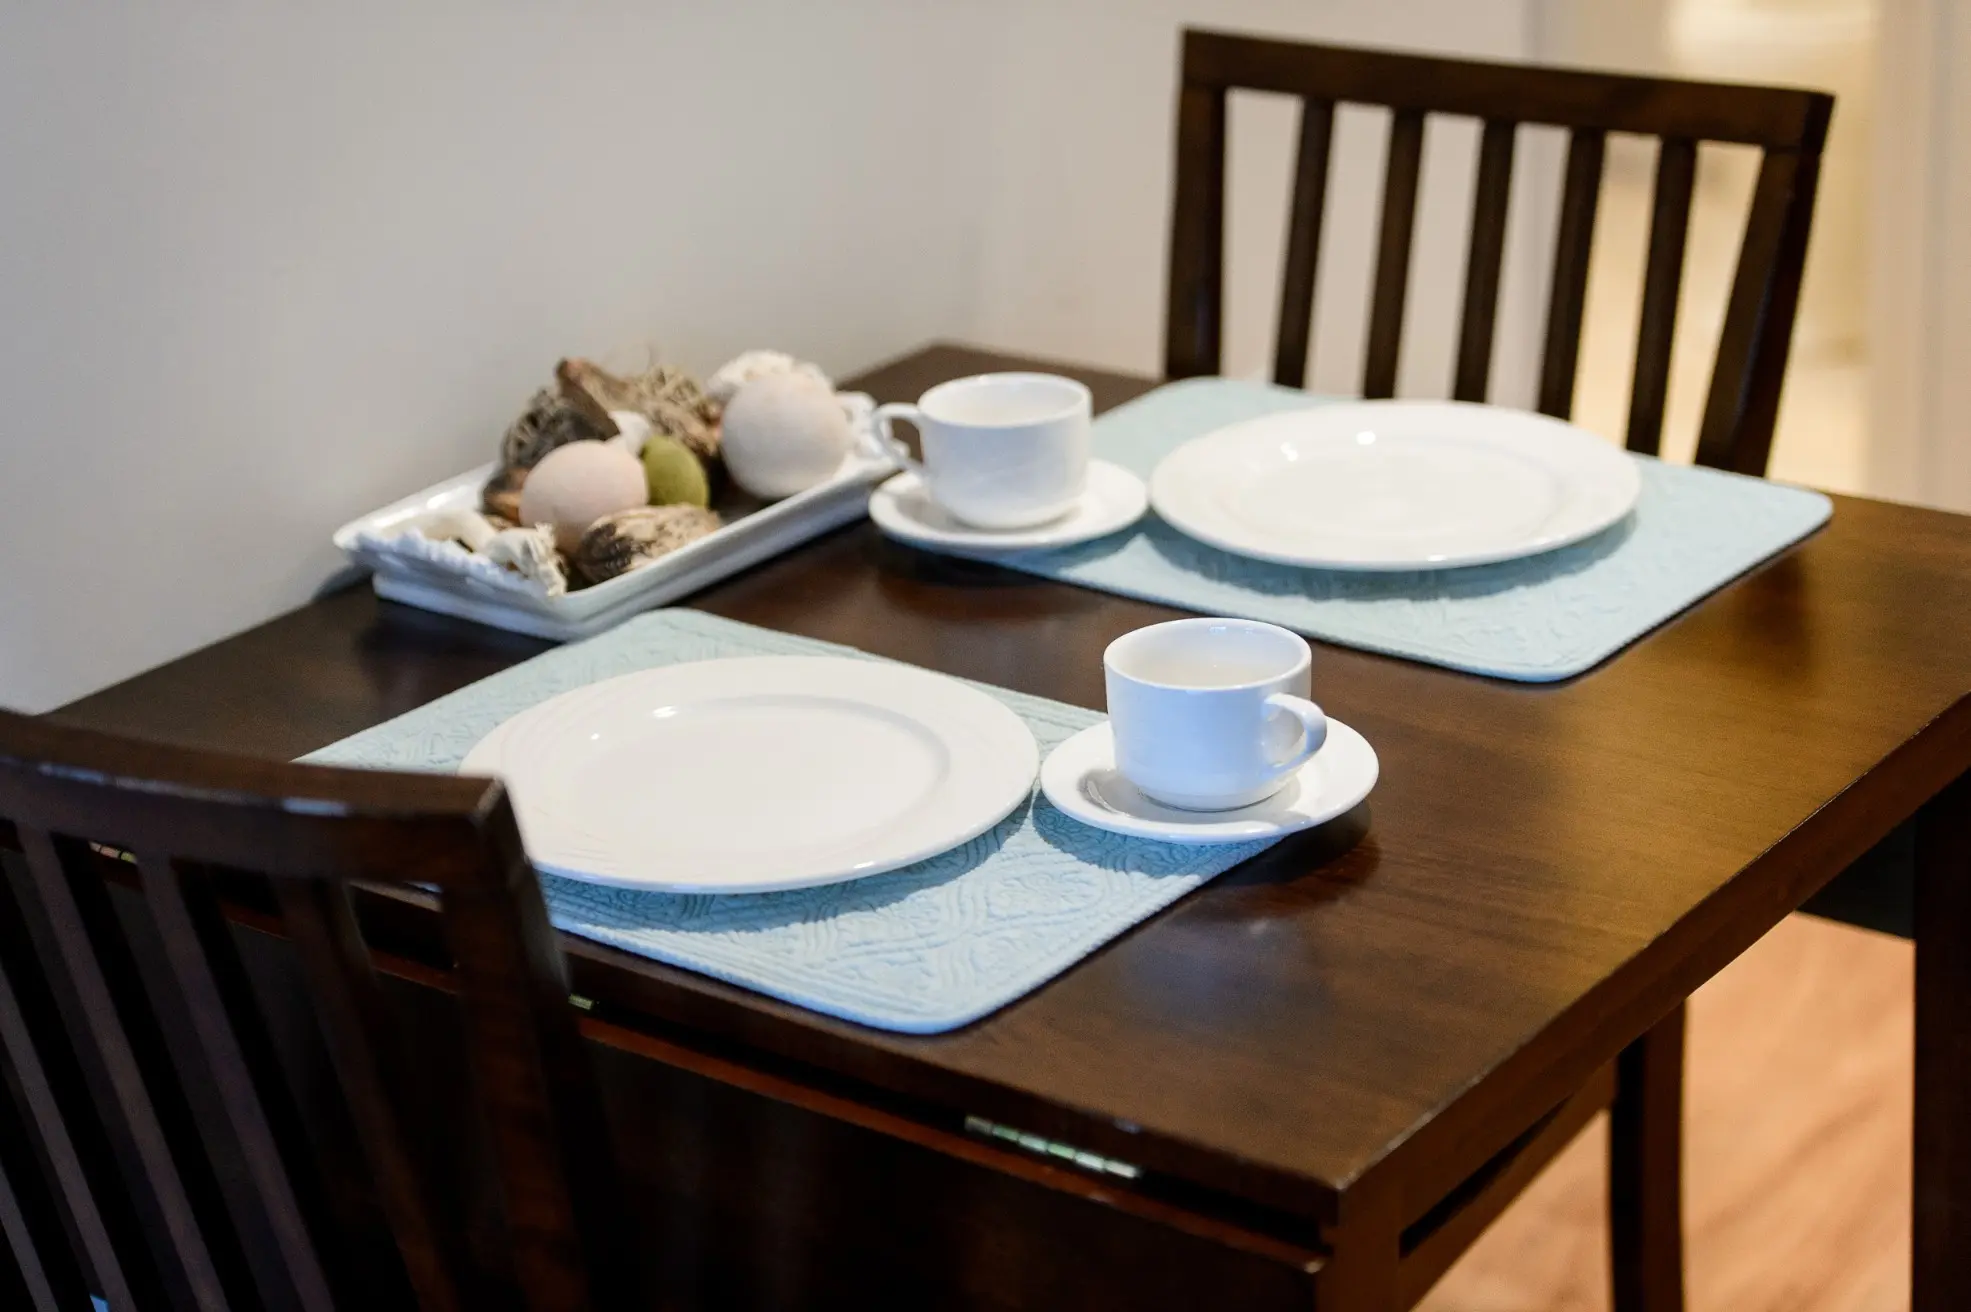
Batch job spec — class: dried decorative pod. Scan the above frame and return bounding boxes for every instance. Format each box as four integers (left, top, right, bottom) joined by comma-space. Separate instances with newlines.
482, 463, 527, 522
557, 358, 720, 463
500, 387, 616, 473
574, 504, 722, 584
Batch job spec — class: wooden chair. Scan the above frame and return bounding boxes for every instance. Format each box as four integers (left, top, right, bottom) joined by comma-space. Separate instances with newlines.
1163, 28, 1835, 1312
0, 710, 635, 1311
1166, 27, 1832, 475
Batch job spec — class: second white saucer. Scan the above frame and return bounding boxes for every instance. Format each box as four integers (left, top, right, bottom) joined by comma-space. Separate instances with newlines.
870, 459, 1148, 553
1039, 719, 1378, 845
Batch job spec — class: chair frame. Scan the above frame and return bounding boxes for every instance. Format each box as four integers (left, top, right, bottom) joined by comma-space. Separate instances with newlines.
1165, 28, 1834, 475
0, 710, 632, 1312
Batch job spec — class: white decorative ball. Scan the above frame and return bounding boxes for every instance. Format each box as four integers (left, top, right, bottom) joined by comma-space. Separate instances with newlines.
517, 440, 647, 552
720, 373, 853, 500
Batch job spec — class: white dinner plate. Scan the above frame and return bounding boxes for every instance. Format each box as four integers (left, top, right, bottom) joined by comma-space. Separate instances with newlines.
869, 459, 1148, 553
1039, 718, 1378, 845
460, 657, 1038, 894
1149, 401, 1640, 571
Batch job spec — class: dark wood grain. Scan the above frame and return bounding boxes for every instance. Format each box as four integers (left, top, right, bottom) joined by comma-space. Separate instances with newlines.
1273, 98, 1336, 390
1362, 109, 1427, 399
1611, 1003, 1687, 1312
40, 344, 1971, 1307
1166, 29, 1830, 472
1452, 119, 1518, 403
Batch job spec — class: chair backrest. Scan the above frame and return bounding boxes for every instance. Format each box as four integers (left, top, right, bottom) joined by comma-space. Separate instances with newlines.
1165, 28, 1834, 475
0, 711, 631, 1312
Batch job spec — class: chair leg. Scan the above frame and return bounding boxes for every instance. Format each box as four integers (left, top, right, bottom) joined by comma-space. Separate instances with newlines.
1610, 1001, 1686, 1312
1914, 770, 1971, 1312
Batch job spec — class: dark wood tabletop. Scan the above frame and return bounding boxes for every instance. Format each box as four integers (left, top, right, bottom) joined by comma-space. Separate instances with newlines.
49, 344, 1971, 1243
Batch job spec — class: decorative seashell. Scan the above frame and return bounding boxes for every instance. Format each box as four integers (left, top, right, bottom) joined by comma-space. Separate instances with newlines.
574, 504, 722, 584
500, 387, 617, 472
410, 508, 498, 553
719, 372, 852, 499
557, 359, 719, 462
481, 524, 568, 597
518, 440, 649, 553
705, 350, 831, 409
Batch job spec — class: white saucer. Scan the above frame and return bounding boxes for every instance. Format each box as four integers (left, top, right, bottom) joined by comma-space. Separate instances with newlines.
1039, 719, 1378, 845
869, 459, 1148, 552
461, 656, 1038, 894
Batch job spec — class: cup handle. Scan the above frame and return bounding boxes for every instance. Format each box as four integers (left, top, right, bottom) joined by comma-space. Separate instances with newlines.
871, 402, 926, 476
1263, 694, 1328, 775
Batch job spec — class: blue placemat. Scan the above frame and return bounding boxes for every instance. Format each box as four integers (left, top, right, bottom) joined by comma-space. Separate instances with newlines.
968, 379, 1832, 682
304, 610, 1273, 1033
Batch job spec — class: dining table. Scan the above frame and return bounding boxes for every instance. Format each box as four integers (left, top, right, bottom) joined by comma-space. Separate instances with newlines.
46, 343, 1971, 1309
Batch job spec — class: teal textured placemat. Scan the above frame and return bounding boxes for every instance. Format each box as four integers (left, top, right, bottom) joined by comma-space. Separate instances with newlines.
962, 379, 1832, 682
304, 610, 1273, 1033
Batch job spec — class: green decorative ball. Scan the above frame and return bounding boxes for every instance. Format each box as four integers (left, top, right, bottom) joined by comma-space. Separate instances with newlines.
641, 434, 710, 508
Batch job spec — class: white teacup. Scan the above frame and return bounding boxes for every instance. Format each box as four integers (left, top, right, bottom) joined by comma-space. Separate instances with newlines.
872, 373, 1091, 530
1104, 618, 1329, 811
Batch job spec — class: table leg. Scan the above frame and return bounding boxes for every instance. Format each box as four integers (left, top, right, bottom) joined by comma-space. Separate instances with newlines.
1915, 770, 1971, 1312
1610, 1001, 1686, 1312
1315, 1185, 1399, 1311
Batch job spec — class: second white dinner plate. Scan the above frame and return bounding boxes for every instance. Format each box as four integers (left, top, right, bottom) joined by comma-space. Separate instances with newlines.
460, 656, 1038, 894
1150, 400, 1640, 571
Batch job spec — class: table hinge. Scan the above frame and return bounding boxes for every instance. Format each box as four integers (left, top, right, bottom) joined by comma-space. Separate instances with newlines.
964, 1115, 1141, 1179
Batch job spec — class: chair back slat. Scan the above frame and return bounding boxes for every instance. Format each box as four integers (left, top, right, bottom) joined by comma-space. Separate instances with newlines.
1271, 98, 1336, 388
1165, 84, 1228, 379
1628, 138, 1699, 453
0, 1148, 67, 1312
18, 825, 235, 1310
0, 710, 633, 1311
1452, 118, 1519, 402
0, 867, 148, 1310
141, 856, 339, 1312
1693, 145, 1823, 473
1167, 29, 1833, 473
274, 878, 466, 1312
1362, 108, 1428, 399
0, 968, 97, 1312
1537, 127, 1608, 420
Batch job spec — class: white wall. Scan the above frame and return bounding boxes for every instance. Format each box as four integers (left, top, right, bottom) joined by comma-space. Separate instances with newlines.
1868, 0, 1971, 513
968, 0, 1548, 398
0, 1, 1538, 713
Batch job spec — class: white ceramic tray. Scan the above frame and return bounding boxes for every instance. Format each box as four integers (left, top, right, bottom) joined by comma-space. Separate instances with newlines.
333, 450, 895, 641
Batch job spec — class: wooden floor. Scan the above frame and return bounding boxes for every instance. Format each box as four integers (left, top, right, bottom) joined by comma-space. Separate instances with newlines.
1418, 912, 1912, 1312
